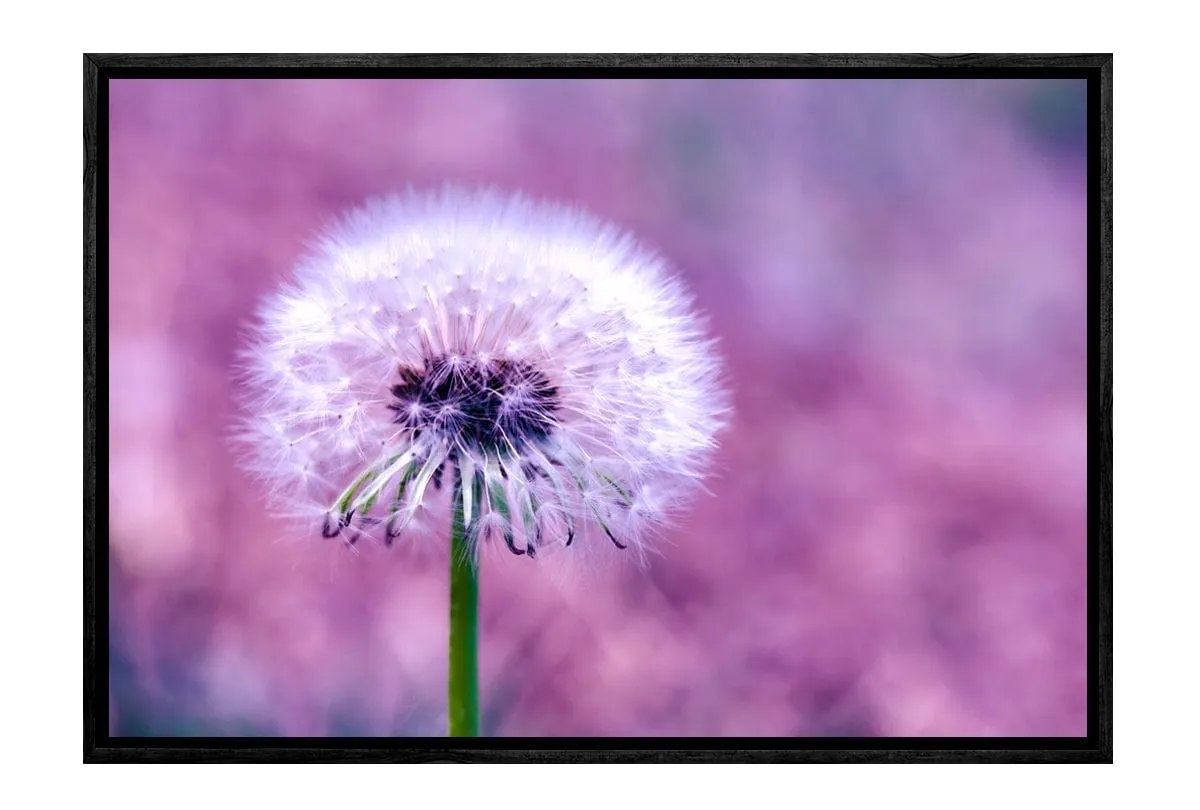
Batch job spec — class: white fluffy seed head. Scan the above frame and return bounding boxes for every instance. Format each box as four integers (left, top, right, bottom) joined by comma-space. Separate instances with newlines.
236, 187, 728, 561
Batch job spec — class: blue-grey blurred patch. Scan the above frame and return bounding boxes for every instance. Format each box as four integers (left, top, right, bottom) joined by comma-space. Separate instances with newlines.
110, 638, 273, 737
659, 112, 737, 224
1019, 81, 1087, 159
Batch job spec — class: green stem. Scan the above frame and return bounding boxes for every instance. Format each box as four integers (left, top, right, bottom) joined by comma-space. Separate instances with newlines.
448, 468, 479, 737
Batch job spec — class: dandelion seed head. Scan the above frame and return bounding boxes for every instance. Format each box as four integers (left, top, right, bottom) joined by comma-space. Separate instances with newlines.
237, 187, 728, 559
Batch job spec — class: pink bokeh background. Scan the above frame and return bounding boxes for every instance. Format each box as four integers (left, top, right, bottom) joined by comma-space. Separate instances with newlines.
108, 78, 1088, 736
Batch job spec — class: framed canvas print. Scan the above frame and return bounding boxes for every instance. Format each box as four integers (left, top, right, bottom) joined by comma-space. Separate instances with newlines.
84, 53, 1112, 763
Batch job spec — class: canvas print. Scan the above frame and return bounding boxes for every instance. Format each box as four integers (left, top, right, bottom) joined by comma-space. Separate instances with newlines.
105, 77, 1088, 739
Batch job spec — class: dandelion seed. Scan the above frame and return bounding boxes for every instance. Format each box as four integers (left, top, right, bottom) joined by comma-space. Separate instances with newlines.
237, 187, 727, 560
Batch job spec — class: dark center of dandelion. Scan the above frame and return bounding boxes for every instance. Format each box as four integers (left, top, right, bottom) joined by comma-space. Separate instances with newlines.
389, 354, 559, 454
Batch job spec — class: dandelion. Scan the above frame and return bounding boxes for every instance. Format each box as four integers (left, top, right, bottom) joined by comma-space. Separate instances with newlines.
237, 187, 727, 734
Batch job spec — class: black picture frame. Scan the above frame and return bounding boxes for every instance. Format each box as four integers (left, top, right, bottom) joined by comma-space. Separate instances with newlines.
84, 52, 1113, 763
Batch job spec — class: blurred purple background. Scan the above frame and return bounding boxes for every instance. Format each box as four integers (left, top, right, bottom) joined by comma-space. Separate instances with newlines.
108, 78, 1087, 737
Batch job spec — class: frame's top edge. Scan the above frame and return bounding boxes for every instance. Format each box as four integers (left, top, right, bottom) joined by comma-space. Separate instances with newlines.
83, 53, 1111, 74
